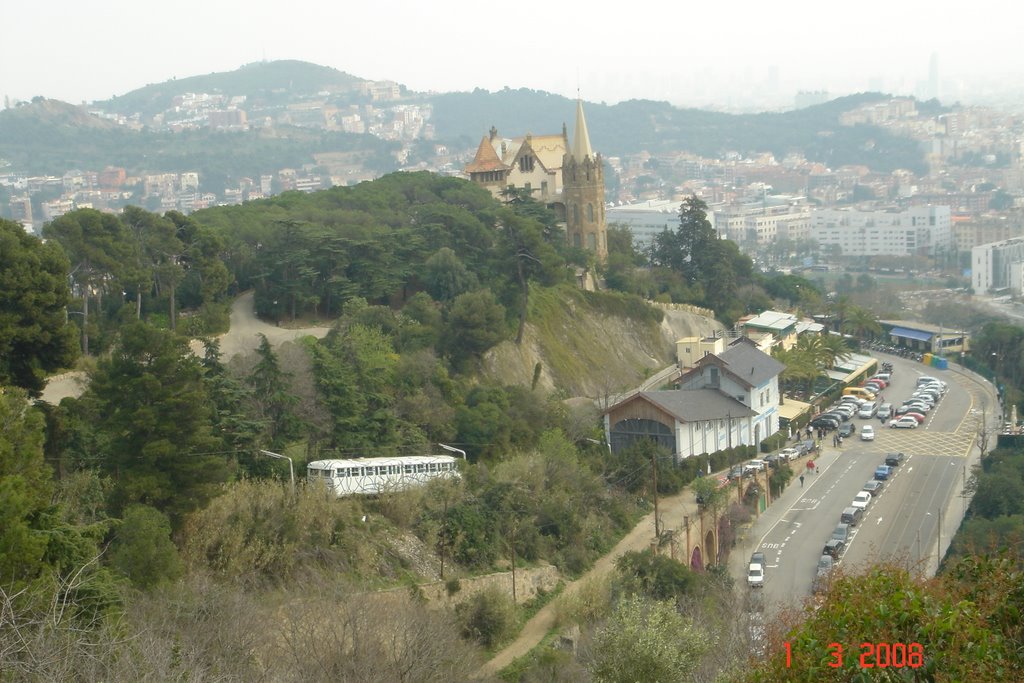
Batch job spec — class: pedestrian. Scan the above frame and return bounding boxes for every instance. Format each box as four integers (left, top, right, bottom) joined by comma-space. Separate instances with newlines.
838, 435, 843, 448
799, 474, 805, 487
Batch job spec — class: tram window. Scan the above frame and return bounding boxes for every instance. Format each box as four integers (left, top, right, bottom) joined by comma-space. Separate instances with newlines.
429, 463, 437, 472
405, 465, 414, 474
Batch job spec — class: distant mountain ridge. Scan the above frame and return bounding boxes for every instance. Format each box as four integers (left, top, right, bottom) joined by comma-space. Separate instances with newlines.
0, 60, 929, 179
96, 60, 369, 118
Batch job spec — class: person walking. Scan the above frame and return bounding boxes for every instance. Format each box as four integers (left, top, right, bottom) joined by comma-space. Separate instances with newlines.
799, 474, 805, 487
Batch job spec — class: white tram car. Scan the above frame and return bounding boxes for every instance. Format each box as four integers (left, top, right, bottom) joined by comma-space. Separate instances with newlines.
306, 455, 460, 496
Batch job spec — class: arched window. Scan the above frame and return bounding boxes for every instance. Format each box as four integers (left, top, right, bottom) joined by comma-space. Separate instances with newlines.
587, 233, 596, 250
572, 204, 579, 224
573, 233, 582, 248
610, 418, 675, 454
587, 203, 594, 222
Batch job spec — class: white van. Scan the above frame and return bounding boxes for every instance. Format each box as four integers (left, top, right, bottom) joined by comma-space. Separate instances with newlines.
858, 402, 878, 419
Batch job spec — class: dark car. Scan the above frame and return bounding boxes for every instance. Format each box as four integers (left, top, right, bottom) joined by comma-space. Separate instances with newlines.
810, 416, 840, 431
832, 523, 851, 543
838, 422, 856, 438
874, 465, 893, 481
862, 479, 884, 495
751, 551, 766, 567
885, 452, 906, 467
823, 539, 845, 559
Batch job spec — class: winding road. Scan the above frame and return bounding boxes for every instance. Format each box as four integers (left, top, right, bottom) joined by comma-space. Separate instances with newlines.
39, 291, 332, 404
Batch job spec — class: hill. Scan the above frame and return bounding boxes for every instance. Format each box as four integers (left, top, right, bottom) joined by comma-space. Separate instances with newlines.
430, 89, 928, 174
0, 98, 397, 183
97, 60, 367, 118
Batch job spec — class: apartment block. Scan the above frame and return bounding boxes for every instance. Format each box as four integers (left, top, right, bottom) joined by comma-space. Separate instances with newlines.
972, 237, 1024, 295
811, 205, 952, 257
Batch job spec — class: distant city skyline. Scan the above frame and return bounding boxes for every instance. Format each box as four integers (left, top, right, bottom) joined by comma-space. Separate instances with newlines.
3, 0, 1023, 111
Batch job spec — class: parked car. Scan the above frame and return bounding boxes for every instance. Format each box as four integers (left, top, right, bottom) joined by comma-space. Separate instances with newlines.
779, 447, 800, 461
823, 539, 845, 559
874, 465, 893, 480
838, 422, 856, 438
748, 563, 765, 588
813, 555, 834, 593
902, 411, 927, 423
797, 439, 818, 456
852, 491, 872, 510
832, 523, 851, 542
885, 452, 906, 467
860, 425, 875, 441
890, 416, 919, 429
751, 551, 766, 567
862, 479, 884, 494
877, 402, 894, 420
811, 416, 841, 431
744, 459, 767, 474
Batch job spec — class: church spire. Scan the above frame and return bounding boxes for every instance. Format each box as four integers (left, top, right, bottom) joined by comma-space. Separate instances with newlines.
571, 99, 593, 162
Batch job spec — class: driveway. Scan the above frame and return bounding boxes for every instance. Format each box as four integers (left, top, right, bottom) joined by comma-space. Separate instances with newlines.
40, 292, 332, 404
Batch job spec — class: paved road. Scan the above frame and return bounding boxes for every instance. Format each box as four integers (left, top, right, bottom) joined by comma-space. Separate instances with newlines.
40, 292, 332, 404
733, 354, 998, 615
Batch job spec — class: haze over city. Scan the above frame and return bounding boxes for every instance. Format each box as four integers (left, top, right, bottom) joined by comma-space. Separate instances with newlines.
4, 0, 1024, 110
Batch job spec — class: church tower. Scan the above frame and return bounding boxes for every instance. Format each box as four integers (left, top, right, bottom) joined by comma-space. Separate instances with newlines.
562, 99, 607, 262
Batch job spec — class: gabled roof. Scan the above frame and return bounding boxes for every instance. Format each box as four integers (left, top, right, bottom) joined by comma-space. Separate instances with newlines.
465, 136, 508, 173
717, 338, 786, 387
635, 388, 756, 422
683, 337, 784, 389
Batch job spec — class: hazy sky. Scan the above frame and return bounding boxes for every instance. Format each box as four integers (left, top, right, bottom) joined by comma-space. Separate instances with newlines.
3, 0, 1022, 109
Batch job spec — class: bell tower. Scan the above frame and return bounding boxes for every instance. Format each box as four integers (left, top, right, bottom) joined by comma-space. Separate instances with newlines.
562, 99, 607, 262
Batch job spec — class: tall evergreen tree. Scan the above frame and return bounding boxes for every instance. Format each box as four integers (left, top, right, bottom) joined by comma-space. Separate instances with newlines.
88, 322, 231, 525
0, 219, 79, 396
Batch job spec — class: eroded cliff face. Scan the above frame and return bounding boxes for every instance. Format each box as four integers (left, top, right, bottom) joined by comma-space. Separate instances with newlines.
482, 304, 724, 398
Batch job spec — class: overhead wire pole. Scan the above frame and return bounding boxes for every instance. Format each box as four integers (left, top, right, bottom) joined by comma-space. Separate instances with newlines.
259, 449, 295, 496
438, 443, 467, 460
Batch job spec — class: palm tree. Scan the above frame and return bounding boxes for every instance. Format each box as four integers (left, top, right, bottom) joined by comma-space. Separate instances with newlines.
841, 305, 882, 340
818, 334, 852, 370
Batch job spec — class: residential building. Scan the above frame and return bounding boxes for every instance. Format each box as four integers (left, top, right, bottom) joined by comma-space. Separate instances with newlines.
972, 237, 1024, 296
606, 200, 679, 250
810, 205, 952, 257
603, 337, 784, 459
711, 196, 810, 245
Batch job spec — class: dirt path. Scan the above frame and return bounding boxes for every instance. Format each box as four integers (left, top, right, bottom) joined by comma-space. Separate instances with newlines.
476, 482, 704, 678
40, 292, 332, 404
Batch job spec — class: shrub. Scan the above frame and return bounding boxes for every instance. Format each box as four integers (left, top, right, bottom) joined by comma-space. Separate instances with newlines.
456, 586, 517, 648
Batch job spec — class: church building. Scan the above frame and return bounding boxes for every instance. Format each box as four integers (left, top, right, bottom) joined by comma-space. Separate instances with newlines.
464, 100, 607, 261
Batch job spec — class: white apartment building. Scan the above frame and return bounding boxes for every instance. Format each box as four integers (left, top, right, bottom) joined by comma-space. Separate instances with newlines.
605, 200, 680, 250
711, 196, 811, 245
972, 237, 1024, 296
810, 205, 952, 257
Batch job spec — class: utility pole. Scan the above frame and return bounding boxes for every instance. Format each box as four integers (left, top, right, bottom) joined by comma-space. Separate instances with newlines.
937, 506, 942, 571
652, 451, 660, 538
510, 519, 518, 603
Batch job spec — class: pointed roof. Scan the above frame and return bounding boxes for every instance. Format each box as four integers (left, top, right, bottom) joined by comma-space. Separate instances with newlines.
465, 136, 508, 173
570, 99, 594, 162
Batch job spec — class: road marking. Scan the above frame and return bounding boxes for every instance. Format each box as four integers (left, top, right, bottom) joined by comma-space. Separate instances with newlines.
876, 517, 884, 525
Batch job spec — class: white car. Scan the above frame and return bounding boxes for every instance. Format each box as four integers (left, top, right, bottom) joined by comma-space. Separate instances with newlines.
747, 563, 765, 588
890, 416, 919, 429
852, 491, 872, 510
860, 425, 875, 441
779, 448, 800, 461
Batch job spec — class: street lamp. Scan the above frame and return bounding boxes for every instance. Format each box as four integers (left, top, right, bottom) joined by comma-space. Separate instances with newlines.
438, 443, 467, 460
259, 449, 295, 495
